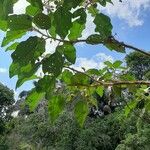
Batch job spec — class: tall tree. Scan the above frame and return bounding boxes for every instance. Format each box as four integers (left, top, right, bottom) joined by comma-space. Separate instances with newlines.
126, 52, 150, 80
0, 83, 14, 134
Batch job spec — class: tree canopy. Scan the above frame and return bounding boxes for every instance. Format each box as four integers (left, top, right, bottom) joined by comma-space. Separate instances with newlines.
0, 0, 150, 126
126, 52, 150, 80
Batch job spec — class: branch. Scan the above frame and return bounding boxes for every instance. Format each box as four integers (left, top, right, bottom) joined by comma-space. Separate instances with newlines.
65, 67, 150, 86
33, 28, 150, 57
114, 39, 150, 57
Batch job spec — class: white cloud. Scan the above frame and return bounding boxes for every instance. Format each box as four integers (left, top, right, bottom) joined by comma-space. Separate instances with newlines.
101, 0, 150, 27
13, 0, 29, 14
0, 68, 7, 73
72, 52, 114, 71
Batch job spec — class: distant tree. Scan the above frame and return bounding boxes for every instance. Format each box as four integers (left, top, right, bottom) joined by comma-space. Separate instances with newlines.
0, 83, 14, 119
126, 52, 150, 80
0, 83, 14, 134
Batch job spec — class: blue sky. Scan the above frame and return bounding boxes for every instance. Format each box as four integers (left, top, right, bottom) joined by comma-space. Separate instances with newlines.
0, 0, 150, 99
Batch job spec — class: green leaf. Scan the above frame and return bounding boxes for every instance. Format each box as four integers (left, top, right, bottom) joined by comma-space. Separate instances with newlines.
73, 8, 86, 24
48, 95, 65, 123
96, 86, 104, 97
74, 100, 89, 127
33, 13, 51, 29
36, 75, 56, 99
71, 73, 89, 85
98, 0, 113, 6
1, 30, 26, 47
104, 61, 113, 68
16, 75, 38, 89
5, 42, 19, 51
63, 0, 84, 10
86, 69, 100, 76
105, 39, 125, 53
42, 52, 64, 77
27, 0, 43, 10
26, 5, 41, 16
94, 13, 112, 38
48, 13, 56, 38
26, 88, 45, 111
102, 72, 113, 80
9, 62, 20, 78
68, 21, 85, 40
113, 60, 123, 68
54, 7, 72, 38
120, 74, 135, 81
11, 36, 45, 67
0, 0, 15, 20
88, 5, 99, 17
124, 100, 137, 117
113, 85, 121, 97
61, 70, 73, 84
0, 20, 7, 31
16, 63, 40, 88
58, 43, 76, 64
8, 14, 32, 31
86, 34, 104, 45
145, 102, 150, 111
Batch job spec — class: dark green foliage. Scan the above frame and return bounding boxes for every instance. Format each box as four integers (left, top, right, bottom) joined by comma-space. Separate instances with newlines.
0, 83, 14, 135
126, 52, 150, 80
33, 13, 51, 29
0, 83, 14, 119
2, 110, 145, 150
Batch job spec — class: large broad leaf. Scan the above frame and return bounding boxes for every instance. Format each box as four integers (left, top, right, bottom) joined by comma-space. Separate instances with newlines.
86, 69, 100, 76
73, 8, 86, 24
105, 39, 125, 53
0, 0, 17, 20
74, 100, 89, 127
94, 13, 112, 38
8, 14, 32, 31
113, 85, 122, 97
48, 13, 56, 38
57, 43, 76, 64
26, 5, 42, 16
27, 0, 43, 10
54, 7, 72, 38
104, 61, 113, 68
1, 30, 26, 47
113, 60, 123, 68
98, 0, 113, 6
11, 36, 45, 67
16, 75, 38, 89
61, 70, 73, 84
86, 34, 104, 45
42, 52, 64, 77
63, 0, 84, 10
71, 73, 90, 85
0, 20, 7, 31
96, 86, 104, 97
36, 75, 56, 99
6, 42, 19, 51
124, 100, 137, 117
48, 95, 65, 123
16, 63, 40, 88
33, 13, 51, 29
26, 88, 45, 111
88, 5, 99, 17
68, 21, 85, 40
68, 8, 86, 40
